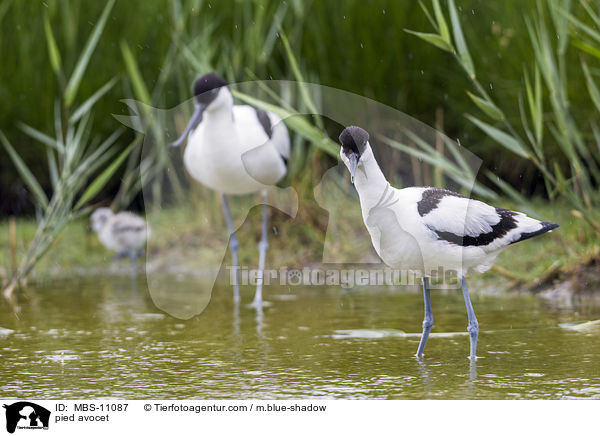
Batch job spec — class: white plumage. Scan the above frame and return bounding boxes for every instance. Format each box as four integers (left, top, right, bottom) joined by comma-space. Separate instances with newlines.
183, 102, 289, 194
340, 135, 557, 277
339, 126, 558, 358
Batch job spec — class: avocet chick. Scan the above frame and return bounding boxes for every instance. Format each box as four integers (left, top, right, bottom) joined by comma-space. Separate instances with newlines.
90, 208, 149, 276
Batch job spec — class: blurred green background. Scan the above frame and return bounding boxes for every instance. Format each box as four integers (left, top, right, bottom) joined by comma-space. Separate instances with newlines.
2, 0, 589, 214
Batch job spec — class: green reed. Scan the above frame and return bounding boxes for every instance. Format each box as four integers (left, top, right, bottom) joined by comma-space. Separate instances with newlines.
408, 0, 600, 232
1, 0, 136, 298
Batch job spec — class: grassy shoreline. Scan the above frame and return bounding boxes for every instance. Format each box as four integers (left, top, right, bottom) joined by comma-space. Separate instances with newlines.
1, 197, 598, 294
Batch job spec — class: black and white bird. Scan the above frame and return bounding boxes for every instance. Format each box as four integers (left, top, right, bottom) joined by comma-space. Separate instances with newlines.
90, 208, 149, 276
338, 126, 558, 359
171, 73, 290, 307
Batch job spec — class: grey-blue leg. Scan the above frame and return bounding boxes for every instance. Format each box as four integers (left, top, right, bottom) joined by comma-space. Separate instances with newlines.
221, 194, 240, 302
113, 250, 127, 261
469, 359, 477, 381
127, 248, 138, 278
416, 277, 433, 357
253, 191, 268, 307
461, 276, 479, 359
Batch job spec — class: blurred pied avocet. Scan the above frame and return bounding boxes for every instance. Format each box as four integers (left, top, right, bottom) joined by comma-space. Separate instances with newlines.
171, 73, 290, 307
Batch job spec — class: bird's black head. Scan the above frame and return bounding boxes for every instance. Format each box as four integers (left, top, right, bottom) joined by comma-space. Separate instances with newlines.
193, 72, 228, 106
339, 126, 369, 157
339, 126, 369, 183
170, 73, 229, 147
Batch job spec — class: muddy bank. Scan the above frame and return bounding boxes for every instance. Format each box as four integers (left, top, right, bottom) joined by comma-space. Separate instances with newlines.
526, 258, 600, 305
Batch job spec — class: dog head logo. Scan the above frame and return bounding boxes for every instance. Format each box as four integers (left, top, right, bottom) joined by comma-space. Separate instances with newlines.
3, 402, 50, 434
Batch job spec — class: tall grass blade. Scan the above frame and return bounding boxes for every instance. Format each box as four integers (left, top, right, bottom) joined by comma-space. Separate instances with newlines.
549, 0, 570, 55
54, 101, 64, 151
232, 90, 339, 157
465, 115, 529, 158
18, 123, 64, 153
67, 112, 93, 170
63, 0, 115, 107
443, 135, 474, 178
69, 76, 118, 124
262, 3, 288, 61
448, 0, 475, 78
466, 91, 504, 120
0, 131, 49, 210
432, 0, 451, 44
560, 7, 600, 44
418, 0, 438, 31
43, 13, 62, 77
579, 0, 600, 28
484, 170, 532, 212
518, 93, 539, 160
120, 40, 152, 106
533, 67, 543, 148
572, 39, 600, 59
279, 30, 323, 128
380, 135, 496, 199
73, 130, 123, 181
404, 30, 454, 52
74, 141, 136, 211
46, 146, 59, 189
581, 58, 600, 113
523, 67, 543, 153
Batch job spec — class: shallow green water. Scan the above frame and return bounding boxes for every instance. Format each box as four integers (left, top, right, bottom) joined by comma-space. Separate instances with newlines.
1, 278, 600, 399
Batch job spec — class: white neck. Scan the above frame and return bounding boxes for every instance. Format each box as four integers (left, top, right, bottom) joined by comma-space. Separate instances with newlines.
353, 146, 391, 213
203, 107, 233, 125
204, 88, 234, 124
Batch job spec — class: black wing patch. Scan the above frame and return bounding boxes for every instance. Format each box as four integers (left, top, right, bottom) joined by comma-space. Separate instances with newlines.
417, 188, 465, 217
431, 208, 517, 247
510, 221, 558, 245
254, 108, 273, 139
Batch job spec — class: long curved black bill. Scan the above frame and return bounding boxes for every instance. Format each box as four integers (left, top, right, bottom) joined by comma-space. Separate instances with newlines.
170, 104, 204, 147
348, 152, 359, 184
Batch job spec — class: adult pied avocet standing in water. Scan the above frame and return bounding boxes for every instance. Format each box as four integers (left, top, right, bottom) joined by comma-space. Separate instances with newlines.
91, 208, 149, 276
171, 73, 290, 307
338, 126, 558, 359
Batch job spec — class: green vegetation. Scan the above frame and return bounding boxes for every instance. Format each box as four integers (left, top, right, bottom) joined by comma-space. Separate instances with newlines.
1, 1, 138, 297
408, 0, 600, 234
1, 0, 599, 292
1, 198, 596, 293
4, 0, 595, 202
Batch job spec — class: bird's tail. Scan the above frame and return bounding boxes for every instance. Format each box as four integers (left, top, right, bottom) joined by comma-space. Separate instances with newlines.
510, 219, 559, 245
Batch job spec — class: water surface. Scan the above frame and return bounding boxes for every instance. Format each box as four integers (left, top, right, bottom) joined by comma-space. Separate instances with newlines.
1, 279, 599, 399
